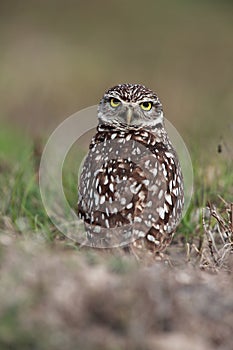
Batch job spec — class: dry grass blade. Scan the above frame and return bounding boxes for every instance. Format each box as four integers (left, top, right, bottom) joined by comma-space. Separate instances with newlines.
201, 199, 233, 272
230, 202, 233, 234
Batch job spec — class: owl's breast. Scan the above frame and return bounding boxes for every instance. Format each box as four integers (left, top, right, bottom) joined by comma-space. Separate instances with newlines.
78, 130, 184, 247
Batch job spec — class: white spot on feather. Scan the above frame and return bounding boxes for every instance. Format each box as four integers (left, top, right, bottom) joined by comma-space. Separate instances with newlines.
143, 179, 149, 186
93, 226, 101, 233
173, 188, 178, 196
165, 152, 173, 158
134, 216, 142, 223
158, 189, 164, 199
165, 193, 172, 205
100, 196, 105, 205
151, 168, 157, 176
120, 198, 126, 205
158, 207, 165, 220
147, 234, 156, 243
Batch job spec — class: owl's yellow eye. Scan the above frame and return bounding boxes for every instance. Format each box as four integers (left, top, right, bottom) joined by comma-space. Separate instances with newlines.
110, 98, 121, 108
140, 101, 152, 111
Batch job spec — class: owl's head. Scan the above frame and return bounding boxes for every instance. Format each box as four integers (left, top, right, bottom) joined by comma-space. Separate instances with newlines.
98, 83, 163, 129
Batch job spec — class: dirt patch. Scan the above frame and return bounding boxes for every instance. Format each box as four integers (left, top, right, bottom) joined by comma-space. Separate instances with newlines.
0, 236, 232, 350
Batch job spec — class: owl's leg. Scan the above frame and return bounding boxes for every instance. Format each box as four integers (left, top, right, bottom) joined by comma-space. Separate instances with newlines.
128, 226, 174, 265
128, 238, 160, 264
145, 226, 174, 266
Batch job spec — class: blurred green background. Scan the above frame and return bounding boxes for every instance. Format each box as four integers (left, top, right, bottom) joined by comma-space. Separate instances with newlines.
0, 0, 232, 151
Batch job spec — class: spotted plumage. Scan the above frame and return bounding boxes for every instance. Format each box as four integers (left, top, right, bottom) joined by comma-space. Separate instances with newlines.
78, 84, 184, 254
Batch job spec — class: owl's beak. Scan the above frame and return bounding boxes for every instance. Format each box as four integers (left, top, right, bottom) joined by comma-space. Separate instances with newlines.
119, 106, 138, 125
126, 107, 133, 125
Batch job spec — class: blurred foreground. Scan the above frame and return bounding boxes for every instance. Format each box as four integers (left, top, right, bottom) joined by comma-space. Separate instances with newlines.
0, 237, 232, 350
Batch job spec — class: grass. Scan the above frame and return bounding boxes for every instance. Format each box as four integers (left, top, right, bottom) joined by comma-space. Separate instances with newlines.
0, 125, 232, 245
0, 130, 51, 241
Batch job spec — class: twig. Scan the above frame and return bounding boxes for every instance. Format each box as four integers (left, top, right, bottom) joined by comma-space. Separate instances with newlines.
230, 203, 233, 234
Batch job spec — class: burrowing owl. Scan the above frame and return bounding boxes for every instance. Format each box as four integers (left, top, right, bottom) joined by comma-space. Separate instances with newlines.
78, 84, 184, 254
